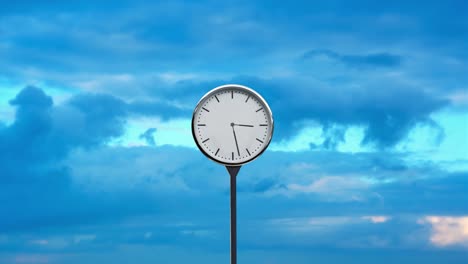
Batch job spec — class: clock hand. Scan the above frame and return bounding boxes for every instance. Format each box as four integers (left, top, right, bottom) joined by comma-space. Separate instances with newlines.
231, 123, 241, 156
233, 124, 254, 127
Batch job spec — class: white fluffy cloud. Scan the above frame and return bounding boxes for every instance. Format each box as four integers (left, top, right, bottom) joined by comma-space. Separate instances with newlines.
279, 175, 371, 202
420, 216, 468, 247
362, 216, 391, 224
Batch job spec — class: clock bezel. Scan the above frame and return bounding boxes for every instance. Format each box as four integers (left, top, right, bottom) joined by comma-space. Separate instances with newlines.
191, 84, 274, 166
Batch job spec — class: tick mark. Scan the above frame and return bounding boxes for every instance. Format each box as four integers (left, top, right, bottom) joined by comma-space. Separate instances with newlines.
256, 107, 263, 112
232, 152, 234, 160
259, 124, 268, 126
214, 95, 220, 102
245, 95, 250, 103
256, 138, 264, 143
202, 138, 210, 143
246, 148, 251, 156
231, 91, 233, 99
202, 107, 210, 112
198, 124, 206, 126
215, 148, 220, 155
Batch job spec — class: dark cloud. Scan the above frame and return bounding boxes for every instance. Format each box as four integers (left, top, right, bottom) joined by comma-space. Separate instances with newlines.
311, 125, 347, 150
2, 87, 54, 162
65, 93, 127, 147
0, 86, 138, 231
374, 171, 468, 215
9, 86, 53, 108
127, 100, 190, 120
302, 50, 403, 68
0, 87, 130, 165
139, 127, 157, 146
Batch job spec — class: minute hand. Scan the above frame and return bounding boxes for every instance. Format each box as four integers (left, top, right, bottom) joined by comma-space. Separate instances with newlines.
234, 124, 254, 127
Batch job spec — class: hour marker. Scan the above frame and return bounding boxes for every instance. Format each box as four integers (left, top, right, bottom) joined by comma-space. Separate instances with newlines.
202, 138, 210, 143
256, 138, 264, 143
202, 107, 210, 112
232, 152, 234, 160
231, 91, 233, 99
198, 124, 206, 126
215, 148, 220, 155
246, 148, 251, 156
259, 124, 268, 126
214, 95, 220, 102
256, 107, 263, 112
245, 95, 250, 103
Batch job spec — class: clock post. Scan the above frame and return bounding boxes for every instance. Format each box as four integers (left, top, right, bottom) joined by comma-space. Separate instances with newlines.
191, 84, 273, 264
226, 165, 241, 264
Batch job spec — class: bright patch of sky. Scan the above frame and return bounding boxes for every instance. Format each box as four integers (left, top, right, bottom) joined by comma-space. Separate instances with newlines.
110, 117, 196, 148
0, 77, 23, 124
396, 109, 468, 171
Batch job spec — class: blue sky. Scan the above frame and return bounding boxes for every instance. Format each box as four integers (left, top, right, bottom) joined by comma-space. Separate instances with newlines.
0, 0, 467, 263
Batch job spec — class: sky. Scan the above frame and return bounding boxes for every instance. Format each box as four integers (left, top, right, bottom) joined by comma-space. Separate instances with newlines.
0, 0, 467, 263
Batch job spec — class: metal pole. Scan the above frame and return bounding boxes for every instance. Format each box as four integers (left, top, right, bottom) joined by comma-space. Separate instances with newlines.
230, 172, 237, 264
226, 166, 240, 264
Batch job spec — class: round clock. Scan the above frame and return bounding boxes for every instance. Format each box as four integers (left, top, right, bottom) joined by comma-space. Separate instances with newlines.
192, 84, 274, 166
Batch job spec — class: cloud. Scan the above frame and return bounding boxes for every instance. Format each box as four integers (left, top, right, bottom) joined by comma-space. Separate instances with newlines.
362, 216, 391, 224
127, 99, 190, 120
139, 127, 157, 146
0, 86, 66, 183
285, 176, 370, 201
256, 215, 414, 250
420, 216, 468, 247
0, 86, 152, 231
60, 93, 128, 148
373, 171, 468, 215
302, 49, 403, 68
447, 90, 468, 109
13, 254, 50, 264
9, 85, 53, 108
65, 142, 468, 219
1, 87, 129, 161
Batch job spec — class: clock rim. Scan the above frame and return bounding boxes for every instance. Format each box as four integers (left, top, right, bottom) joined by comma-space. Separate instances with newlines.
191, 84, 274, 166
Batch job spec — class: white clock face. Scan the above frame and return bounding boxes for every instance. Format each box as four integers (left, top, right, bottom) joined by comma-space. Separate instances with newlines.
192, 84, 274, 165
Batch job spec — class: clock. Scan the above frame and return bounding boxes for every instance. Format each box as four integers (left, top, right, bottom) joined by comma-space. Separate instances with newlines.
192, 84, 274, 166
